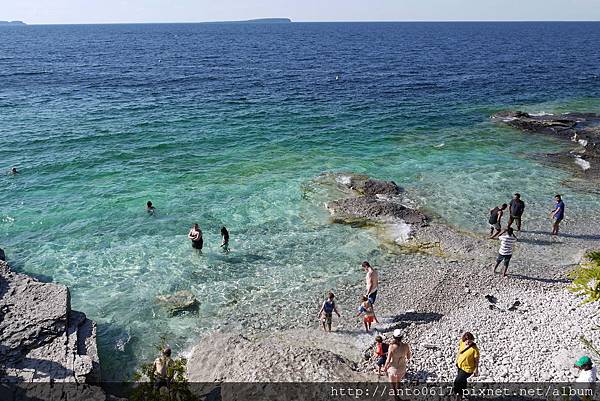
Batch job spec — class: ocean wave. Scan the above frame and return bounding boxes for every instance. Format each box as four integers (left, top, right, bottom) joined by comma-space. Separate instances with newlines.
0, 71, 52, 77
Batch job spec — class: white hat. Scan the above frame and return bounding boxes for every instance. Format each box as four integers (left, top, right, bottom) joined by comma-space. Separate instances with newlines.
393, 329, 402, 338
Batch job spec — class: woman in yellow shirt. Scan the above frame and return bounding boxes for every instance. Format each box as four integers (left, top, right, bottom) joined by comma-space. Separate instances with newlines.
453, 332, 479, 397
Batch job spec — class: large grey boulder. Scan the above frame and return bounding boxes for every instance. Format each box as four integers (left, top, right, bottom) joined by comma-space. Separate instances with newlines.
187, 330, 369, 383
0, 260, 100, 383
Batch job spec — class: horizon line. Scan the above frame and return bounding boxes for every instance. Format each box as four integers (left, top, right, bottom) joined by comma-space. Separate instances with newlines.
8, 19, 600, 26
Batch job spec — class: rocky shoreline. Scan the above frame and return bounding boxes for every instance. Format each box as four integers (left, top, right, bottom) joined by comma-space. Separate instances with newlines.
0, 259, 101, 384
187, 173, 600, 385
492, 110, 600, 178
2, 172, 599, 391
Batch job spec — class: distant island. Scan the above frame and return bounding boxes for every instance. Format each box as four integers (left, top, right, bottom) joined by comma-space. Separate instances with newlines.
0, 21, 26, 26
208, 18, 291, 24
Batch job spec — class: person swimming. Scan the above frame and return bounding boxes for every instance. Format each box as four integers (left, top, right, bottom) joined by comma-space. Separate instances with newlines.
188, 224, 203, 251
146, 200, 156, 215
220, 226, 229, 252
9, 167, 19, 175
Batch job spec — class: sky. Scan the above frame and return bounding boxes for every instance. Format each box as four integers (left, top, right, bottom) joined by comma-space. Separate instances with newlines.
1, 0, 600, 25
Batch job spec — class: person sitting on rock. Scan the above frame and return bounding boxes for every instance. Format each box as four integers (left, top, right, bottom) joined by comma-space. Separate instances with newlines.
317, 292, 340, 332
488, 203, 507, 239
374, 335, 389, 376
575, 356, 597, 383
153, 347, 174, 390
356, 296, 378, 332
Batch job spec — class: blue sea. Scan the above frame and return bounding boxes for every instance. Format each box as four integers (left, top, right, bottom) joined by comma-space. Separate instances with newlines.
2, 22, 600, 379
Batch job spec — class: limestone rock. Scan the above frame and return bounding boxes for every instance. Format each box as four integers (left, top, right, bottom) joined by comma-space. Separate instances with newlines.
0, 260, 100, 384
492, 110, 600, 177
327, 196, 426, 224
156, 290, 200, 316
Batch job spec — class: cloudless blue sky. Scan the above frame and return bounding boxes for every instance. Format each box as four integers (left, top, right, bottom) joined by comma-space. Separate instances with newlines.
2, 0, 600, 24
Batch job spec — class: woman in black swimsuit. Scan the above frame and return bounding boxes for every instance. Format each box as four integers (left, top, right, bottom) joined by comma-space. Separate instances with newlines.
188, 223, 203, 251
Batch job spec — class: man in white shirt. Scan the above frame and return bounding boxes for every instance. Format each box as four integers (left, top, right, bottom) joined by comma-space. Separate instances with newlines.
493, 228, 517, 277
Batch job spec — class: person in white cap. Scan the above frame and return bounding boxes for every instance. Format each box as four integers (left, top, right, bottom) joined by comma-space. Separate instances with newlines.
383, 329, 411, 390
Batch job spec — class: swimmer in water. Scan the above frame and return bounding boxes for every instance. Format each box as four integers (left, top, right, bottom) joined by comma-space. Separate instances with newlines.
220, 226, 229, 253
146, 201, 156, 215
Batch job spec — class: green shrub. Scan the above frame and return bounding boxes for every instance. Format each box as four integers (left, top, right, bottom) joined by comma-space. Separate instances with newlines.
129, 337, 197, 401
568, 251, 600, 304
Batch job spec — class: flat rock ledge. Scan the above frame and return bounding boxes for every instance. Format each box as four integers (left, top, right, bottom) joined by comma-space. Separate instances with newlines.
492, 110, 600, 177
0, 260, 100, 384
320, 173, 427, 226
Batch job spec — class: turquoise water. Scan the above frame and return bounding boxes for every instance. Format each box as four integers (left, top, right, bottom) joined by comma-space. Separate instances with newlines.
2, 22, 600, 378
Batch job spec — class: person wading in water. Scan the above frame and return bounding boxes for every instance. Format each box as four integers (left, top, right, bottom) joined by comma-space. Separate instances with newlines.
188, 223, 203, 251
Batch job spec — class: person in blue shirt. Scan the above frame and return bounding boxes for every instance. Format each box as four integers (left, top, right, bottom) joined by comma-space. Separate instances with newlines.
550, 194, 565, 236
317, 292, 340, 332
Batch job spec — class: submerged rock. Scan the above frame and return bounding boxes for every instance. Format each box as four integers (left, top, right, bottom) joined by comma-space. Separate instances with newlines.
320, 173, 426, 226
0, 260, 100, 383
156, 290, 200, 316
328, 196, 426, 224
492, 110, 600, 177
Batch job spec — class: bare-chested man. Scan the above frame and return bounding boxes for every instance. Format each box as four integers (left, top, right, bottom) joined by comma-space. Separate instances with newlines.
384, 329, 411, 391
362, 261, 379, 304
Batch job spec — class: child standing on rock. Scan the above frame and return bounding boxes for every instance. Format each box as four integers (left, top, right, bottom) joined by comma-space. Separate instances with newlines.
356, 296, 378, 332
317, 292, 340, 332
374, 335, 389, 376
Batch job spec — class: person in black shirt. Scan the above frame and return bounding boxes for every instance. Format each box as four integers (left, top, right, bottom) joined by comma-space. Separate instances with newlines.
507, 193, 525, 231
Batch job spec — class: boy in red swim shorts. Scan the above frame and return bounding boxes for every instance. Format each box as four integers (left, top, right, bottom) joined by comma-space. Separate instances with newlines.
356, 296, 378, 332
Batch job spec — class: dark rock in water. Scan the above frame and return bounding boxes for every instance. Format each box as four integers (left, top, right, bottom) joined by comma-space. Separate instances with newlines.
345, 176, 403, 197
156, 290, 200, 316
0, 260, 100, 383
0, 247, 5, 261
321, 173, 424, 224
492, 110, 600, 177
328, 196, 426, 224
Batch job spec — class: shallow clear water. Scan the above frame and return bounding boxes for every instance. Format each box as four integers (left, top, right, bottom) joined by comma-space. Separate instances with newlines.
1, 22, 600, 378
